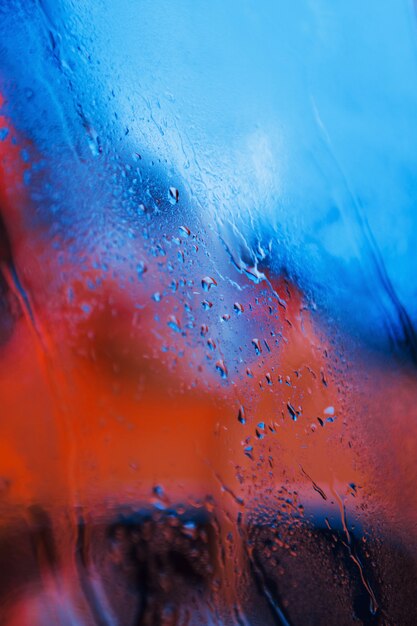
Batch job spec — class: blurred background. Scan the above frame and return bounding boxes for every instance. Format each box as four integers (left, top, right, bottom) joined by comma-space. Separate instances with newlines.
0, 1, 416, 624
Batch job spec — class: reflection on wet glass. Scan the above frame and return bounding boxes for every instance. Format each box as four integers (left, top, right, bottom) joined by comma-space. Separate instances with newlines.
0, 1, 417, 624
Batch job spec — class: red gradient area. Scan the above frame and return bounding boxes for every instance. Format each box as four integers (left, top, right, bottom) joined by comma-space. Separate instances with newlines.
0, 95, 357, 515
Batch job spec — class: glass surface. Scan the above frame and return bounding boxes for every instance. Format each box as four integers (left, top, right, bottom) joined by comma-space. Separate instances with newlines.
0, 1, 417, 624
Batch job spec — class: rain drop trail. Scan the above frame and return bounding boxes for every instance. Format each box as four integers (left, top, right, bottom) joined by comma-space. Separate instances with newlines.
1, 254, 83, 617
299, 466, 328, 501
331, 487, 379, 616
246, 541, 292, 626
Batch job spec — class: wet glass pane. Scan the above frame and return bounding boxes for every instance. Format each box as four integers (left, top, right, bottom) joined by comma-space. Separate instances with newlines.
0, 1, 416, 624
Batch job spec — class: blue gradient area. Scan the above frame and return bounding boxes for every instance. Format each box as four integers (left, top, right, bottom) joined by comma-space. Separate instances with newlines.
2, 0, 417, 355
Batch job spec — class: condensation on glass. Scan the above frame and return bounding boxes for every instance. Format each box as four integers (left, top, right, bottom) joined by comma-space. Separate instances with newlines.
0, 1, 416, 624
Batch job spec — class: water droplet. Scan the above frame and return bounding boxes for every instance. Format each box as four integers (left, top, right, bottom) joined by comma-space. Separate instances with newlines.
244, 446, 253, 460
168, 186, 179, 204
222, 313, 230, 322
201, 276, 217, 291
243, 265, 264, 283
179, 225, 191, 236
200, 324, 209, 336
287, 402, 298, 421
86, 124, 101, 156
234, 302, 244, 314
153, 484, 164, 497
137, 261, 147, 277
202, 300, 213, 310
167, 315, 181, 333
181, 520, 198, 539
207, 338, 216, 351
152, 292, 162, 302
238, 406, 246, 424
252, 338, 262, 355
152, 484, 169, 509
215, 359, 228, 379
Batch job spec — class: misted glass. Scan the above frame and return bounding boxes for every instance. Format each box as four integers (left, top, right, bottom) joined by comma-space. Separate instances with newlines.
0, 1, 416, 624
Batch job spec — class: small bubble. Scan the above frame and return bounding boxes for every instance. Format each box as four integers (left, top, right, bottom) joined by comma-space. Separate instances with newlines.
201, 276, 217, 291
168, 186, 179, 204
202, 300, 213, 310
179, 225, 191, 236
152, 292, 162, 302
234, 302, 244, 314
222, 314, 230, 322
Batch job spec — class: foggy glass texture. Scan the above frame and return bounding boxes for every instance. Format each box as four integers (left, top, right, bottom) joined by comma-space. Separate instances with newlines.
0, 1, 416, 624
